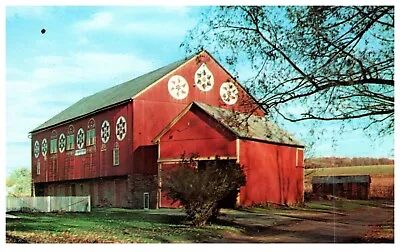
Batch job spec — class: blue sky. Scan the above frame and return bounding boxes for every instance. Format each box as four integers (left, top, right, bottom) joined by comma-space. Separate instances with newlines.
5, 6, 394, 175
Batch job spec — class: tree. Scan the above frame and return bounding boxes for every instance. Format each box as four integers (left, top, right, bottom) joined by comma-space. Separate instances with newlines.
163, 155, 246, 226
182, 6, 394, 137
6, 167, 32, 197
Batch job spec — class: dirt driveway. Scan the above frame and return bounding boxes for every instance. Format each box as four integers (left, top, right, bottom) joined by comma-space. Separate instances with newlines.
211, 200, 394, 243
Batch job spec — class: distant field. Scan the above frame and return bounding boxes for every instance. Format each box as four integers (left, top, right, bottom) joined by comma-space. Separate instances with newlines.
304, 165, 394, 199
305, 165, 394, 177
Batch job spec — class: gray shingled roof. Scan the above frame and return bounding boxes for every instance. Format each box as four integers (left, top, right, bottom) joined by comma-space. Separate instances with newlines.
193, 102, 304, 147
30, 54, 196, 133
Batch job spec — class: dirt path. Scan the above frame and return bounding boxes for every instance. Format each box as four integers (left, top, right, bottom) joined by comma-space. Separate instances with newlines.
210, 203, 394, 243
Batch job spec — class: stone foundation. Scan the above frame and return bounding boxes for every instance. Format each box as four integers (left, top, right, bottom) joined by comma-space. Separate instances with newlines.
128, 174, 158, 209
34, 174, 159, 209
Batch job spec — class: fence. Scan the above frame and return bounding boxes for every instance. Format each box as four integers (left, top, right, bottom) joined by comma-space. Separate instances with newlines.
6, 196, 91, 213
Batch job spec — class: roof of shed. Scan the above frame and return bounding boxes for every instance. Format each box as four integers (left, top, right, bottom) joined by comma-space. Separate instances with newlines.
30, 53, 197, 133
312, 175, 371, 184
154, 101, 304, 147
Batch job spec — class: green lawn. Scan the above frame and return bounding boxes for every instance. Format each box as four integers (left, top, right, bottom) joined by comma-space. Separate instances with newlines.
305, 165, 394, 177
7, 199, 390, 243
6, 165, 394, 243
6, 208, 239, 243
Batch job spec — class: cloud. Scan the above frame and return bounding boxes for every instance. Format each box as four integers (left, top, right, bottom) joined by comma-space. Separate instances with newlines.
73, 12, 114, 32
78, 36, 89, 46
160, 6, 190, 15
30, 52, 154, 86
6, 51, 156, 173
6, 6, 54, 20
123, 21, 194, 36
71, 8, 196, 37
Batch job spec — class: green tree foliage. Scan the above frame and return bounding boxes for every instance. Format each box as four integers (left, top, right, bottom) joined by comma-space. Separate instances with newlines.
6, 167, 32, 197
183, 6, 394, 136
163, 155, 246, 226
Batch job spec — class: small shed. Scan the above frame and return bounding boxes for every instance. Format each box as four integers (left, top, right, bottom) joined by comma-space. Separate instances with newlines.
311, 175, 371, 200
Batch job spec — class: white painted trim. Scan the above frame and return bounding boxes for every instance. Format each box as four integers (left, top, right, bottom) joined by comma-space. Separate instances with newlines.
158, 141, 160, 160
152, 103, 194, 143
143, 192, 150, 210
158, 156, 237, 163
132, 54, 199, 100
236, 138, 240, 163
157, 163, 162, 208
296, 148, 304, 168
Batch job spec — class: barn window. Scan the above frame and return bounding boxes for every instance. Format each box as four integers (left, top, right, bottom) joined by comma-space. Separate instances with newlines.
87, 129, 95, 146
87, 118, 96, 146
50, 130, 57, 154
50, 139, 57, 154
36, 159, 40, 175
37, 160, 40, 175
113, 148, 119, 166
67, 125, 75, 151
67, 135, 75, 150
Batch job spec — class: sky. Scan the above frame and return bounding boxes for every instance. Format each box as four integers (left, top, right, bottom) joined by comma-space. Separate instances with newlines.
4, 5, 395, 176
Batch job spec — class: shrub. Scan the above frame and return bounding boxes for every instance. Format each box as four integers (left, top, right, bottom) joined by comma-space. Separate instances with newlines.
163, 154, 246, 226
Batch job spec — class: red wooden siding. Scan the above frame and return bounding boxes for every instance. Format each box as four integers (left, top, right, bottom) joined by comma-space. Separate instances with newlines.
158, 107, 237, 159
159, 163, 181, 208
32, 103, 133, 183
132, 52, 263, 174
238, 140, 304, 206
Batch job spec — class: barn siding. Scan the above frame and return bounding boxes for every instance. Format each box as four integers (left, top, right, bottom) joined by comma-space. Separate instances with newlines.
132, 53, 264, 175
239, 140, 304, 206
312, 182, 370, 200
158, 107, 237, 159
32, 103, 133, 184
159, 163, 182, 208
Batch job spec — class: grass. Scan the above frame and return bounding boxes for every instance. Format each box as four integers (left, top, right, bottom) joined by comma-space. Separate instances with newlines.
303, 199, 382, 212
305, 165, 394, 177
6, 199, 392, 243
6, 208, 239, 243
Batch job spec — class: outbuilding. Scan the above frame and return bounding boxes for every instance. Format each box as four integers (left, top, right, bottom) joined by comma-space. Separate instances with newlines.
312, 175, 371, 200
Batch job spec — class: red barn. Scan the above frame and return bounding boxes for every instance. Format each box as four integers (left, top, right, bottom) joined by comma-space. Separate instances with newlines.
30, 50, 305, 208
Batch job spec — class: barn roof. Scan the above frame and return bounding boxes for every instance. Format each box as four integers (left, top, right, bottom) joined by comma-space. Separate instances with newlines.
30, 53, 197, 133
154, 101, 305, 147
312, 175, 371, 184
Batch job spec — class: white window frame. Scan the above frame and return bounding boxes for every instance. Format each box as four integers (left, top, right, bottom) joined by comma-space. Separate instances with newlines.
37, 160, 40, 175
143, 192, 150, 210
67, 134, 75, 151
50, 138, 57, 154
113, 148, 119, 166
86, 128, 96, 146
